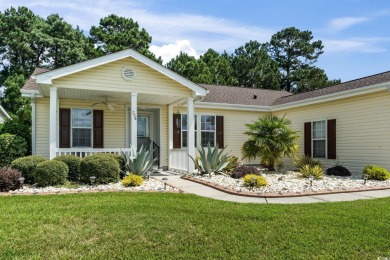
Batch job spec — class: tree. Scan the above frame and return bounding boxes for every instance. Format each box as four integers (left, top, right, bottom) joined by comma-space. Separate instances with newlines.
89, 14, 162, 63
232, 40, 281, 89
268, 27, 324, 92
242, 114, 299, 171
293, 67, 341, 93
166, 52, 213, 84
1, 74, 27, 114
199, 49, 236, 85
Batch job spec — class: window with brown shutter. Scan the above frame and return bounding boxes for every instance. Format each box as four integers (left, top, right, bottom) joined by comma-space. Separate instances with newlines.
327, 119, 336, 159
304, 122, 311, 157
216, 116, 224, 148
93, 110, 104, 148
59, 108, 71, 148
173, 114, 181, 148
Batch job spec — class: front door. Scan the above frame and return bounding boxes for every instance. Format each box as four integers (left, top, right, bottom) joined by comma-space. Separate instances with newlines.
137, 115, 151, 151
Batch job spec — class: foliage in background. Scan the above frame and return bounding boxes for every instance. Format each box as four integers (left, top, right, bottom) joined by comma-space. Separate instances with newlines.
10, 155, 47, 184
299, 164, 324, 179
0, 167, 22, 192
242, 114, 299, 171
243, 174, 268, 188
363, 165, 390, 181
122, 145, 157, 176
33, 160, 68, 187
189, 143, 229, 175
121, 174, 144, 187
0, 133, 27, 167
80, 155, 120, 184
53, 155, 81, 181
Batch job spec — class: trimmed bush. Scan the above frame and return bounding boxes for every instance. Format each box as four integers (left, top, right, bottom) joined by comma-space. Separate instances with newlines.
231, 165, 260, 179
0, 133, 27, 167
293, 155, 323, 170
363, 165, 390, 181
80, 155, 120, 184
326, 165, 351, 176
54, 155, 81, 181
33, 160, 68, 187
0, 167, 22, 192
11, 155, 47, 184
121, 174, 144, 187
243, 174, 267, 188
299, 164, 324, 179
94, 153, 126, 178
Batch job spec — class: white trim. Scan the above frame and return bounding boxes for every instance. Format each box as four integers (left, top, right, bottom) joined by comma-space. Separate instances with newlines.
168, 104, 173, 169
187, 97, 195, 173
49, 87, 57, 159
31, 94, 36, 154
34, 49, 208, 97
199, 113, 217, 148
311, 119, 327, 159
0, 105, 11, 120
70, 108, 93, 148
130, 93, 138, 150
196, 102, 271, 112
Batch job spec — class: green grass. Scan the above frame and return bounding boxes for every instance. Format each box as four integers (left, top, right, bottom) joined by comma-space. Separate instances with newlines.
0, 192, 389, 259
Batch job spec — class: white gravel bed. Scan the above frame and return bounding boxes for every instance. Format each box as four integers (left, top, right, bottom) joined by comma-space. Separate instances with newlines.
8, 178, 178, 194
194, 172, 390, 193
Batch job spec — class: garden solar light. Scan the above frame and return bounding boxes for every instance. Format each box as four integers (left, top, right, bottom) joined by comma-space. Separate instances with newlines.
162, 177, 168, 190
146, 171, 151, 181
18, 177, 25, 189
90, 176, 96, 185
250, 177, 257, 190
308, 175, 314, 187
363, 174, 369, 185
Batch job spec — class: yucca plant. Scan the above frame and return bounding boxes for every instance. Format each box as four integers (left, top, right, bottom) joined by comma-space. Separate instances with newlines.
189, 143, 229, 176
293, 155, 323, 170
299, 164, 324, 179
122, 145, 158, 176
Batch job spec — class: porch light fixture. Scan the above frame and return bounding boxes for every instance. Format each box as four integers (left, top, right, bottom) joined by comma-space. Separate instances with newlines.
308, 175, 314, 187
162, 177, 168, 190
90, 176, 96, 186
363, 174, 369, 185
18, 177, 25, 189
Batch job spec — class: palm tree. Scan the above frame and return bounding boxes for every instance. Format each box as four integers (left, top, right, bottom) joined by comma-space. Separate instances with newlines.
242, 114, 299, 171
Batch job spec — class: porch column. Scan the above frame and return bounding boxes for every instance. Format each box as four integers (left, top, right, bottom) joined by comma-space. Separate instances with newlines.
131, 93, 138, 152
187, 97, 195, 173
49, 87, 58, 159
168, 104, 173, 169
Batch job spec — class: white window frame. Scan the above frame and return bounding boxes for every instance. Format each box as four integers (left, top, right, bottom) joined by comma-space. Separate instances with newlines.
181, 113, 197, 148
71, 108, 93, 148
200, 114, 216, 147
311, 119, 327, 159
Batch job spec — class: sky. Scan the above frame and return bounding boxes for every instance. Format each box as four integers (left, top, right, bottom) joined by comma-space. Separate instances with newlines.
1, 0, 390, 82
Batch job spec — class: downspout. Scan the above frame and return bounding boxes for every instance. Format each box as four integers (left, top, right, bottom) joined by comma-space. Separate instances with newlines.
31, 93, 36, 155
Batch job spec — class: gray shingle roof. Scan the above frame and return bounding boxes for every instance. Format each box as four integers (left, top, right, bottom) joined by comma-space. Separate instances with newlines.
21, 67, 51, 91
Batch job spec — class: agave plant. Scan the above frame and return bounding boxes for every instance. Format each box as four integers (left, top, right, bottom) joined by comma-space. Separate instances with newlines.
189, 143, 229, 176
122, 145, 158, 176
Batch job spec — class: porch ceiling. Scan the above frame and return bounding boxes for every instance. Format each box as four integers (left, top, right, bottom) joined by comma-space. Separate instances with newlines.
42, 87, 184, 105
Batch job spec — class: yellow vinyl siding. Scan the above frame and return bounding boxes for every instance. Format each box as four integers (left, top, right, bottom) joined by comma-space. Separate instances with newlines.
35, 98, 50, 158
274, 91, 390, 173
53, 57, 192, 96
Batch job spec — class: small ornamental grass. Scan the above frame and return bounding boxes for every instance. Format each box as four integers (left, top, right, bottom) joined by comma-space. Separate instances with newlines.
121, 174, 144, 187
363, 165, 390, 181
11, 155, 47, 184
0, 167, 22, 192
299, 164, 324, 179
293, 155, 323, 170
33, 160, 68, 187
243, 174, 267, 188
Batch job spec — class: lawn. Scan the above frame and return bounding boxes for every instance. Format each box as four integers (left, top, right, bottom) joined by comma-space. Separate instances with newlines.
0, 192, 389, 259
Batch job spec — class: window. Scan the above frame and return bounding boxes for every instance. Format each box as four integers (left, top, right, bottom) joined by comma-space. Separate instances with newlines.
312, 120, 326, 158
137, 116, 149, 137
181, 114, 197, 148
201, 115, 215, 147
72, 109, 92, 147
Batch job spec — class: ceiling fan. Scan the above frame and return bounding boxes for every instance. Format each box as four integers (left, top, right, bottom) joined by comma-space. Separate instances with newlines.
91, 97, 117, 111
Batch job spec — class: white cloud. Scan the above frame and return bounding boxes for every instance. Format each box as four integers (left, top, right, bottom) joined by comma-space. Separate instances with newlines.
328, 16, 369, 32
323, 37, 389, 53
149, 40, 200, 64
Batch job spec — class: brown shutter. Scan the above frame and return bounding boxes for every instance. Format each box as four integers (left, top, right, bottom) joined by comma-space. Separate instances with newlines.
216, 116, 224, 148
93, 110, 104, 148
173, 114, 181, 148
304, 122, 311, 157
327, 119, 336, 159
59, 108, 71, 148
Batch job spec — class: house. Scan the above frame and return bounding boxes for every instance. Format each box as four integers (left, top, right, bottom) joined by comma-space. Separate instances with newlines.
21, 49, 390, 174
0, 105, 11, 124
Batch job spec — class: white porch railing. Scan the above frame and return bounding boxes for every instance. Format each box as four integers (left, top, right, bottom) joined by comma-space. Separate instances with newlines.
170, 149, 189, 172
56, 148, 133, 158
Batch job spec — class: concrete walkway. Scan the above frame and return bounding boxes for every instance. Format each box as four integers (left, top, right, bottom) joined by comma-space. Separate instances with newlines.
154, 175, 390, 204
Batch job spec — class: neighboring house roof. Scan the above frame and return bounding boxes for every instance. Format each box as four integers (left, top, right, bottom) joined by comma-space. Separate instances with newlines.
0, 105, 11, 121
200, 84, 291, 106
22, 67, 51, 91
272, 70, 390, 106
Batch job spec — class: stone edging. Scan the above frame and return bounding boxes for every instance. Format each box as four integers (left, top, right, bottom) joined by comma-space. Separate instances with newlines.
181, 175, 390, 198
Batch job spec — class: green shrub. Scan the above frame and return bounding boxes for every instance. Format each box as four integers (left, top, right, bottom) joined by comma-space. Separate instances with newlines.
80, 155, 120, 184
0, 133, 27, 167
0, 167, 22, 192
94, 153, 126, 178
363, 165, 390, 181
121, 174, 144, 187
224, 156, 240, 174
293, 155, 323, 170
231, 165, 260, 179
243, 174, 267, 188
11, 155, 47, 184
299, 164, 324, 179
33, 160, 68, 187
54, 155, 81, 181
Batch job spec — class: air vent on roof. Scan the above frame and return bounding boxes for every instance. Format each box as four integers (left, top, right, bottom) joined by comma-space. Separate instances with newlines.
122, 67, 136, 80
